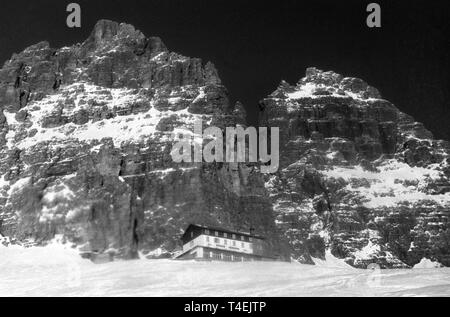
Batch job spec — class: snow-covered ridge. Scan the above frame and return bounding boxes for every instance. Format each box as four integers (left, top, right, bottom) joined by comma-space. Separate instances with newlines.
269, 67, 385, 113
286, 82, 381, 103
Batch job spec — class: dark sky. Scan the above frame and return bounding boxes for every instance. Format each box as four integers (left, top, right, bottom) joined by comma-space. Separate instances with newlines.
1, 0, 449, 140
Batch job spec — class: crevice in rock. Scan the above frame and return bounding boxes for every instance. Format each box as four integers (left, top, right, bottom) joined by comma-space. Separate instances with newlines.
53, 78, 61, 90
132, 218, 139, 247
14, 76, 21, 89
118, 158, 126, 177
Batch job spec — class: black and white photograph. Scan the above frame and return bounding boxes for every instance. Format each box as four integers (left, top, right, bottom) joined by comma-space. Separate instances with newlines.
0, 0, 449, 299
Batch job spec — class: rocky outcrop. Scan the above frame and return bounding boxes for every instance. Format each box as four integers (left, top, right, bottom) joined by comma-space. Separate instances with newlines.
260, 67, 450, 268
0, 20, 286, 260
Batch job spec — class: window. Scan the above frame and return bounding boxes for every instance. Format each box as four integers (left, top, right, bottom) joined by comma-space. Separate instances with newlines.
205, 229, 210, 235
241, 236, 245, 241
214, 238, 220, 244
206, 236, 210, 242
242, 242, 245, 248
224, 239, 227, 245
191, 231, 194, 238
232, 234, 236, 240
249, 237, 253, 242
233, 241, 236, 246
190, 241, 194, 247
215, 231, 219, 237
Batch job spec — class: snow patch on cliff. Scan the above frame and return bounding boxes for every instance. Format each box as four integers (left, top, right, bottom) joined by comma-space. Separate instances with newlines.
286, 82, 380, 105
322, 160, 450, 208
12, 83, 207, 149
353, 241, 381, 260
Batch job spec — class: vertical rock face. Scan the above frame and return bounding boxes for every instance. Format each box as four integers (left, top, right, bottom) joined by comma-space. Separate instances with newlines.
0, 20, 284, 260
0, 21, 448, 268
260, 68, 450, 268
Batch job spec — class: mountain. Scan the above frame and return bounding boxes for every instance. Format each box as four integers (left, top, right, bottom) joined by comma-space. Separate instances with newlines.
260, 67, 450, 267
0, 20, 449, 268
0, 20, 285, 260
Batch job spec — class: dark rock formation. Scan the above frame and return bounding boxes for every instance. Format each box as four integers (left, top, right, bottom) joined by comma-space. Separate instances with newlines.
260, 67, 450, 268
0, 20, 286, 261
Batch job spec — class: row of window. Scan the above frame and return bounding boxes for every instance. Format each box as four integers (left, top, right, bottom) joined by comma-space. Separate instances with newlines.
205, 251, 252, 262
206, 236, 249, 249
188, 236, 263, 253
204, 229, 253, 242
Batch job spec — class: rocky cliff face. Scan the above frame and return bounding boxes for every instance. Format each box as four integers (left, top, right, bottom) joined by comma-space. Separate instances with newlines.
0, 20, 449, 268
0, 20, 284, 260
260, 68, 450, 268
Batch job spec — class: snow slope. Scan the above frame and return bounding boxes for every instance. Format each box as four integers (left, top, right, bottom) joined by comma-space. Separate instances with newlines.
0, 244, 449, 297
